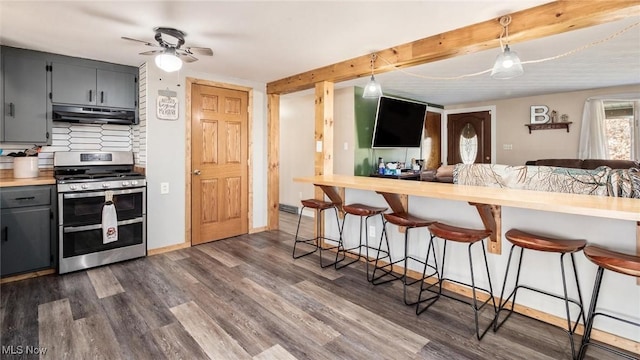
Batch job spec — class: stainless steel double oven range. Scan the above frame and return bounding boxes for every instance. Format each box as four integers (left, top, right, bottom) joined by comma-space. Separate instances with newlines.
54, 151, 146, 274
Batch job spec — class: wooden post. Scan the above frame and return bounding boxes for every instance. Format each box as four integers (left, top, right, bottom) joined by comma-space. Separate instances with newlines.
267, 94, 280, 230
314, 82, 334, 240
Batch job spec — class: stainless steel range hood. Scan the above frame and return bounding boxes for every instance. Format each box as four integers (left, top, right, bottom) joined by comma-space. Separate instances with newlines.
52, 105, 137, 125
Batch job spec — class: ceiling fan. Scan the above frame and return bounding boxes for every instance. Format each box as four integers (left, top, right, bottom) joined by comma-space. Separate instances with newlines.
122, 27, 213, 72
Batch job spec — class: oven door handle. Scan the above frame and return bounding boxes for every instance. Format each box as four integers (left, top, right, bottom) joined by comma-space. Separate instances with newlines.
63, 217, 144, 233
63, 187, 145, 199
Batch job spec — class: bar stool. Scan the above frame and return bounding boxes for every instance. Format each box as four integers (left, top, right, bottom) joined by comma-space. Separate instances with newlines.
334, 203, 388, 281
417, 222, 496, 340
371, 212, 437, 306
578, 245, 640, 360
494, 229, 586, 358
292, 198, 342, 268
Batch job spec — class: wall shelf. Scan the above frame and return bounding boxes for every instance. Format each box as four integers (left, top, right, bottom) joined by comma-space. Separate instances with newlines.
525, 122, 572, 134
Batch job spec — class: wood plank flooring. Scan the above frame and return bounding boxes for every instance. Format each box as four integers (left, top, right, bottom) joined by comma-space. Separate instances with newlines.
0, 212, 632, 359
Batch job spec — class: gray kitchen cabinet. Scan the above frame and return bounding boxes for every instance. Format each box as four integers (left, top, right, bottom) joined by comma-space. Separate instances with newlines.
51, 62, 137, 109
1, 48, 50, 144
0, 185, 56, 277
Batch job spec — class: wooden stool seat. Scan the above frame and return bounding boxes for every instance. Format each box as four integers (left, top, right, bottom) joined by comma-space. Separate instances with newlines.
293, 199, 341, 268
505, 229, 586, 253
419, 221, 496, 340
383, 212, 434, 228
578, 245, 640, 359
301, 198, 336, 210
343, 203, 387, 217
428, 222, 492, 243
335, 203, 388, 281
495, 228, 586, 358
583, 245, 640, 278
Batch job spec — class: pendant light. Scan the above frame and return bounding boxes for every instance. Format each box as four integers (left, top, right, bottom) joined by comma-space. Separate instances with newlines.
491, 16, 523, 79
155, 49, 183, 72
362, 53, 383, 98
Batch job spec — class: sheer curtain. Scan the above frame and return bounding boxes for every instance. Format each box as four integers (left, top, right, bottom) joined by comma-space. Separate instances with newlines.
578, 93, 640, 160
578, 99, 608, 159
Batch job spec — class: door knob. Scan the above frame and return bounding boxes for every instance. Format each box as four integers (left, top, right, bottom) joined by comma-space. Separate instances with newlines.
193, 169, 201, 175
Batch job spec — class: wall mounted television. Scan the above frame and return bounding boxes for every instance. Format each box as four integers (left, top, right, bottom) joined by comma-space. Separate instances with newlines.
371, 96, 427, 148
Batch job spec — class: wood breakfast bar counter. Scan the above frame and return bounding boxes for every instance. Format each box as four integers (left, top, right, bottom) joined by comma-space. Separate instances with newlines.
294, 174, 640, 353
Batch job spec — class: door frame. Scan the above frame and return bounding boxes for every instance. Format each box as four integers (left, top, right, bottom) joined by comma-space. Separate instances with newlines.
185, 77, 254, 245
443, 105, 496, 165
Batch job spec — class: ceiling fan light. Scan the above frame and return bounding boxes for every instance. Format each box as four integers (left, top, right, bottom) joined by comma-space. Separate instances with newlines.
362, 75, 383, 98
491, 45, 524, 79
155, 53, 183, 72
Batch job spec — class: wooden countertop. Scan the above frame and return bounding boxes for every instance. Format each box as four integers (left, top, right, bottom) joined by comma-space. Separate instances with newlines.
0, 170, 56, 188
295, 174, 640, 222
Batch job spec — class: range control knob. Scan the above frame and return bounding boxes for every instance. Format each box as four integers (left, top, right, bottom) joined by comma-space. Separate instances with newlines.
81, 184, 89, 189
69, 184, 78, 190
131, 180, 138, 186
102, 183, 110, 188
122, 181, 130, 187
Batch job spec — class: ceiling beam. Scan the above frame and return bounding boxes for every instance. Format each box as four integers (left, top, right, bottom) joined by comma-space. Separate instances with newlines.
267, 0, 640, 95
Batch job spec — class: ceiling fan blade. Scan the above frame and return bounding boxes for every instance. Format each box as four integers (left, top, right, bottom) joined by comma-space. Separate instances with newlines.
121, 36, 156, 47
139, 50, 165, 56
176, 52, 199, 63
184, 46, 213, 56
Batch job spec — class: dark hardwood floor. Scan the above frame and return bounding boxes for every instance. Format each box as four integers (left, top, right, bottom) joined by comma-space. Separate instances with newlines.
0, 212, 630, 359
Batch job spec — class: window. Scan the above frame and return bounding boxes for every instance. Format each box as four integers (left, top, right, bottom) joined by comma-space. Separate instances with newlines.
604, 101, 634, 160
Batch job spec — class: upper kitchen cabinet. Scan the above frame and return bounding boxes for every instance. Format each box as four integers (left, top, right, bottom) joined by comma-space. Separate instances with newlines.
1, 47, 50, 144
51, 62, 137, 110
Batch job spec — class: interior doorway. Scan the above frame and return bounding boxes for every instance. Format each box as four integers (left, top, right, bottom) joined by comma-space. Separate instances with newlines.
187, 79, 251, 245
446, 109, 493, 164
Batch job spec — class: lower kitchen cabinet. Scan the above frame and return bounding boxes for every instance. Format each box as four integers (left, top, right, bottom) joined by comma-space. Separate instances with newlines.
0, 185, 56, 277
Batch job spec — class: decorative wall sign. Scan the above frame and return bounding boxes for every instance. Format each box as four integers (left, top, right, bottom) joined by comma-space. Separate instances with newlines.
530, 105, 550, 124
157, 89, 179, 120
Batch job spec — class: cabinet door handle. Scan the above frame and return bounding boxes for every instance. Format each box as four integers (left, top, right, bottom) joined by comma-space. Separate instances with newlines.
101, 91, 104, 104
89, 90, 93, 102
9, 102, 15, 117
14, 196, 36, 201
2, 227, 7, 242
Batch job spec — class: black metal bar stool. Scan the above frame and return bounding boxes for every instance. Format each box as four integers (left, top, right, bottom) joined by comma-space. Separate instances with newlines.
494, 229, 586, 358
578, 245, 640, 360
371, 212, 437, 306
334, 203, 388, 281
417, 222, 496, 340
292, 198, 342, 268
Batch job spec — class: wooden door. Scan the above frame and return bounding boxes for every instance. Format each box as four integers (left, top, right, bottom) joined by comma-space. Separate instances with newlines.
191, 84, 248, 245
447, 111, 491, 164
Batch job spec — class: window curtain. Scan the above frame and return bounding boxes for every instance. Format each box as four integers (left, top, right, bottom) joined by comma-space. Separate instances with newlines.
578, 93, 640, 160
578, 99, 608, 159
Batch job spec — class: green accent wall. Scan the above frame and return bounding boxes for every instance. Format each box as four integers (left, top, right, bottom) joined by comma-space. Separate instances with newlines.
354, 87, 377, 176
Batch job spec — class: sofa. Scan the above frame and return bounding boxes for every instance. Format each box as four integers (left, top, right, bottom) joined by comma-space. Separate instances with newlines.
525, 158, 639, 170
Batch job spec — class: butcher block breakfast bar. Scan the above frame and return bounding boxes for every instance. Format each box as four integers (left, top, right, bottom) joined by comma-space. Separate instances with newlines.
294, 174, 640, 354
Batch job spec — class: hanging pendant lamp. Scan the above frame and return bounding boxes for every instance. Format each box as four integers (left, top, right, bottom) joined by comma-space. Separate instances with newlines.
363, 53, 383, 98
491, 16, 523, 80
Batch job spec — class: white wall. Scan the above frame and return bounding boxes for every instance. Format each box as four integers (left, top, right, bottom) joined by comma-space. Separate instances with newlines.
145, 62, 267, 250
279, 87, 355, 209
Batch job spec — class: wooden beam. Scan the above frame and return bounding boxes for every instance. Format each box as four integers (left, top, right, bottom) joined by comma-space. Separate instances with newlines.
267, 1, 640, 95
314, 82, 335, 239
267, 94, 280, 230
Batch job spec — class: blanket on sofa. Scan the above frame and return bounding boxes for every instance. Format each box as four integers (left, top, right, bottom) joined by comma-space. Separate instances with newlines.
453, 164, 640, 198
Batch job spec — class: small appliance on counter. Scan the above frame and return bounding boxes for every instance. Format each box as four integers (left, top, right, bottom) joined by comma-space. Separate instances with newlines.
13, 157, 39, 178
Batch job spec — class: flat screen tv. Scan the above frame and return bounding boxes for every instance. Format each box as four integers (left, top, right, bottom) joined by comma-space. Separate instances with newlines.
371, 96, 427, 148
